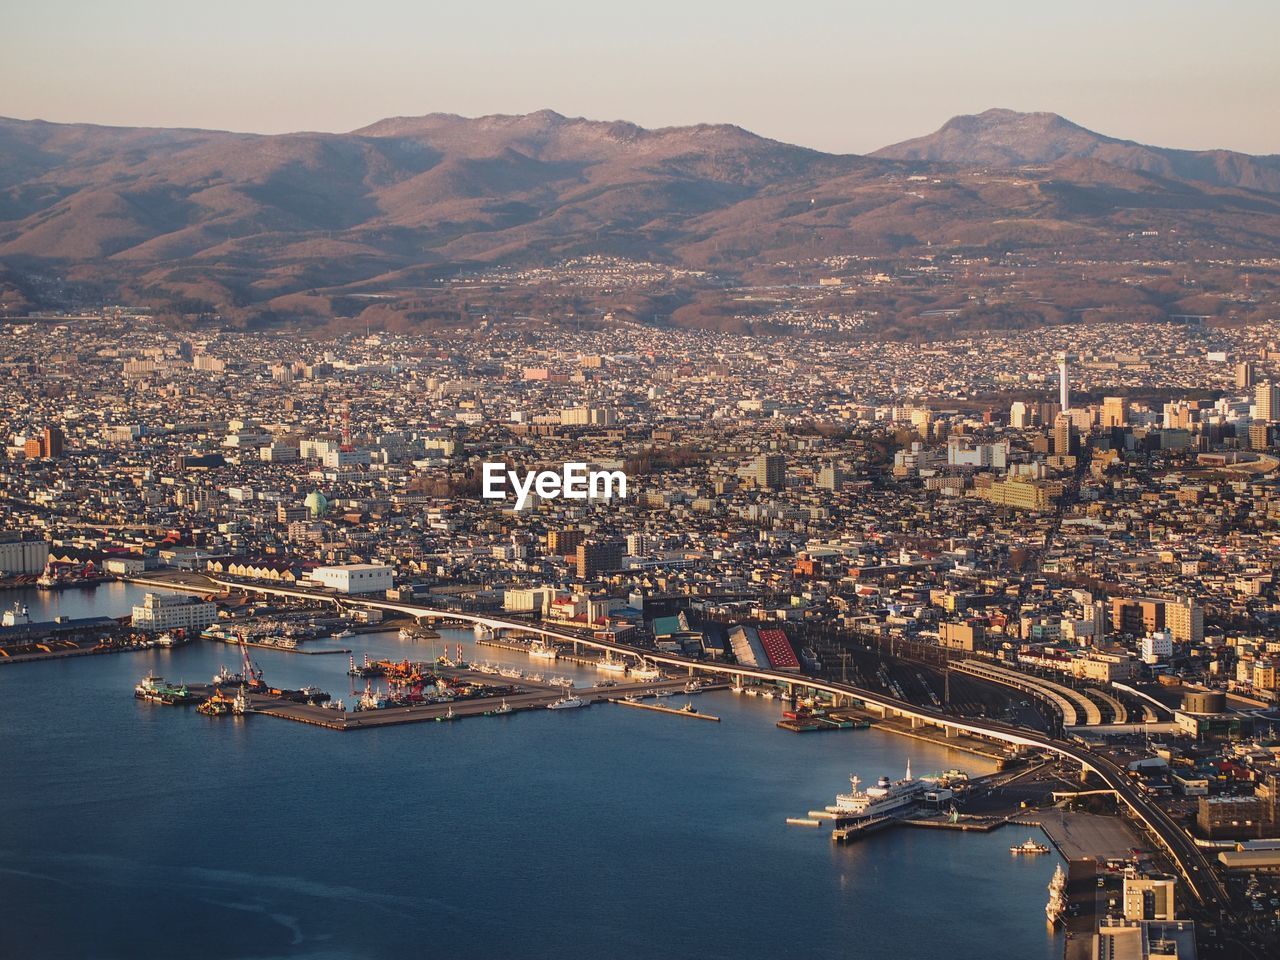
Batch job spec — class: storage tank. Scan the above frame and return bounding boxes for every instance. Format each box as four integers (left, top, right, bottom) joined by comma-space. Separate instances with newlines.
1181, 689, 1226, 714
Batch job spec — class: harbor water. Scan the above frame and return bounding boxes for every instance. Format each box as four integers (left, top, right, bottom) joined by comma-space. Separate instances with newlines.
0, 588, 1065, 959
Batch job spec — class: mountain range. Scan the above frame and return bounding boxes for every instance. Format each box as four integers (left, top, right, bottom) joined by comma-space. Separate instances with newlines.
1, 107, 1278, 327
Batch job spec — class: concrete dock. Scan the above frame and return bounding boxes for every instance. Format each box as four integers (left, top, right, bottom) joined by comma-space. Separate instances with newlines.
611, 698, 721, 721
247, 676, 719, 731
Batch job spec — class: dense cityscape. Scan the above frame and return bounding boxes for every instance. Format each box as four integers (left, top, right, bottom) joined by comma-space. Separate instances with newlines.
3, 304, 1280, 957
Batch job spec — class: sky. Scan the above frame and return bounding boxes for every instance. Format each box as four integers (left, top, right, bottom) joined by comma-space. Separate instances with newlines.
5, 0, 1278, 155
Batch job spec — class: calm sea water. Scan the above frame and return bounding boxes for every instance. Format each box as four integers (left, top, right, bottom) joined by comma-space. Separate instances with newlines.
0, 587, 1064, 959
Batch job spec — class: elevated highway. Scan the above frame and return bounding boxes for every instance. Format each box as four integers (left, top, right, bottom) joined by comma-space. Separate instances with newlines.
952, 659, 1103, 726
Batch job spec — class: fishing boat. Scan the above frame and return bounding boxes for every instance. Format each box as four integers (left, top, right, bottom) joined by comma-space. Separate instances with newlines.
548, 694, 589, 710
680, 702, 698, 715
493, 699, 512, 714
1011, 838, 1050, 855
529, 641, 558, 660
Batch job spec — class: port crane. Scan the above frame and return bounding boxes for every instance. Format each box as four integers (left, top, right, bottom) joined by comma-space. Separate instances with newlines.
236, 633, 265, 690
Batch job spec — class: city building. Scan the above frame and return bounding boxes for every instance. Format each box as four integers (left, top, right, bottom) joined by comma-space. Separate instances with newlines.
305, 564, 394, 594
130, 592, 217, 632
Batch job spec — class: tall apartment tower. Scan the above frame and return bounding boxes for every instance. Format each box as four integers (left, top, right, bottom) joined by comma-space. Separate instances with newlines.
576, 540, 624, 580
1057, 353, 1071, 412
754, 453, 786, 491
1166, 597, 1204, 644
1236, 361, 1256, 390
547, 528, 586, 557
43, 426, 65, 458
1257, 381, 1280, 422
1052, 412, 1075, 457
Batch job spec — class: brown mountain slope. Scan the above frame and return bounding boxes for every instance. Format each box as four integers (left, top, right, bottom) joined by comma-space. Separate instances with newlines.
1, 110, 1279, 326
873, 108, 1280, 194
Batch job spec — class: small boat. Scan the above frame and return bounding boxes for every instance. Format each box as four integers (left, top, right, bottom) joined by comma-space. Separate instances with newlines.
494, 699, 512, 714
332, 628, 355, 640
680, 702, 698, 715
548, 695, 589, 710
652, 688, 674, 698
1012, 838, 1050, 855
529, 642, 558, 660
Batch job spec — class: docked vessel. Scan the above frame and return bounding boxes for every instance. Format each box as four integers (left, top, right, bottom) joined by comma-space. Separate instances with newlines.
548, 694, 589, 710
133, 673, 192, 705
197, 691, 235, 716
833, 761, 926, 820
1046, 864, 1067, 924
630, 660, 663, 681
529, 641, 558, 660
597, 654, 627, 673
1011, 838, 1050, 855
212, 665, 245, 686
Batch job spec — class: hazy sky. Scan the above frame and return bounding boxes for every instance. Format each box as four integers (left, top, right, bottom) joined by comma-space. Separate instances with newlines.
5, 0, 1278, 155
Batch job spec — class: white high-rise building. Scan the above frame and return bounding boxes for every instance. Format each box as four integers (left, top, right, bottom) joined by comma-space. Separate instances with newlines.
1057, 353, 1071, 412
1255, 381, 1280, 422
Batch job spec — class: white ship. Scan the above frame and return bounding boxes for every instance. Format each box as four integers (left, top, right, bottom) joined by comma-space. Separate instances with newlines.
547, 694, 589, 710
630, 660, 663, 681
1046, 864, 1067, 924
833, 761, 927, 820
529, 641, 558, 660
597, 654, 628, 673
1011, 838, 1050, 855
